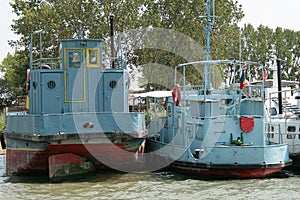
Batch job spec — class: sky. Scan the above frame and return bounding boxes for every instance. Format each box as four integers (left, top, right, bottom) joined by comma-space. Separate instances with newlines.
238, 0, 300, 30
1, 0, 300, 64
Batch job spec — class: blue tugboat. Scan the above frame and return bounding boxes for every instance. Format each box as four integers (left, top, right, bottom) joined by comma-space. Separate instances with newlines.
5, 16, 146, 181
145, 0, 292, 178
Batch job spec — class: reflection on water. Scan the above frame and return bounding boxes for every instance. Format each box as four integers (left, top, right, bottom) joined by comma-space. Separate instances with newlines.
0, 155, 300, 199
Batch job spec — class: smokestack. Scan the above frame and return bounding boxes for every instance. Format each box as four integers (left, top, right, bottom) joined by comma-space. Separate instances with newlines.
276, 59, 283, 114
109, 15, 115, 68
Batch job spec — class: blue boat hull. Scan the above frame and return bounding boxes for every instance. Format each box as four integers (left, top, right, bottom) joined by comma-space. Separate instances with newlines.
146, 138, 292, 179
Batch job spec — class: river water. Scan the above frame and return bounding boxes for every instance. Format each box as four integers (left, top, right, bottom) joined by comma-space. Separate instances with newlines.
0, 155, 299, 200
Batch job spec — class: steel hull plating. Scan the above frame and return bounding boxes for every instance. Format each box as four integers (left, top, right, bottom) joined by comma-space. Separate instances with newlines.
171, 161, 288, 179
146, 139, 292, 179
6, 138, 145, 175
5, 112, 147, 176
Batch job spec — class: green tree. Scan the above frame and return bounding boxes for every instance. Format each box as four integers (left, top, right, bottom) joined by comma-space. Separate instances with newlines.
274, 28, 299, 81
6, 0, 147, 96
136, 0, 244, 90
3, 0, 257, 97
0, 51, 29, 108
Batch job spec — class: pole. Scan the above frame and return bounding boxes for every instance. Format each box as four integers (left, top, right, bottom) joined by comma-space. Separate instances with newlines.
276, 59, 283, 114
109, 15, 115, 68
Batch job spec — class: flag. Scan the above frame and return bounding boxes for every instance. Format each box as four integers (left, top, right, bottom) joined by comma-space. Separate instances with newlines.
240, 70, 245, 89
263, 70, 267, 80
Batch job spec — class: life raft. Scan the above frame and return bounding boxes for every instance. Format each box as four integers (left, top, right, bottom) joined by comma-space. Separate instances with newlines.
172, 84, 181, 106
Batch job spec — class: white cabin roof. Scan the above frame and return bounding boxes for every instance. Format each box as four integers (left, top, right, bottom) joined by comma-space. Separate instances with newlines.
130, 91, 172, 98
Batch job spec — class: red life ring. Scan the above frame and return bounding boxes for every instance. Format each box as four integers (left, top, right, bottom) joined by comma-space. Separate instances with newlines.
172, 84, 181, 106
240, 117, 254, 133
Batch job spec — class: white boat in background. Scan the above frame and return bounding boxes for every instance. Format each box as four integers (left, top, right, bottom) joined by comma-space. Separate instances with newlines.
254, 60, 300, 170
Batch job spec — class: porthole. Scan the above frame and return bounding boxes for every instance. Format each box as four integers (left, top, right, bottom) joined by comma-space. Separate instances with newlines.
270, 107, 277, 116
47, 80, 56, 89
167, 105, 172, 117
288, 126, 296, 132
32, 81, 37, 90
109, 80, 117, 89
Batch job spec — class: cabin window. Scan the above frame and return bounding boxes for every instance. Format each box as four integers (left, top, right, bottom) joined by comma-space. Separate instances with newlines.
68, 52, 81, 68
269, 107, 277, 116
267, 133, 274, 139
195, 124, 203, 139
33, 81, 37, 90
87, 48, 100, 67
178, 116, 182, 128
167, 105, 172, 117
220, 99, 232, 106
89, 50, 97, 64
287, 126, 296, 132
186, 124, 193, 138
59, 46, 62, 68
287, 134, 295, 139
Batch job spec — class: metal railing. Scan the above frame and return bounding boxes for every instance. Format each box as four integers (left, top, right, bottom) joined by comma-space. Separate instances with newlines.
32, 58, 61, 70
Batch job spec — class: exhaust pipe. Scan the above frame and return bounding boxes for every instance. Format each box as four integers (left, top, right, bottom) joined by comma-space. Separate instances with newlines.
276, 59, 283, 114
109, 15, 115, 68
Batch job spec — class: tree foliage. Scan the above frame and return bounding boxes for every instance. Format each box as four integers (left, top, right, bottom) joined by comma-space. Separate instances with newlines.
240, 24, 300, 82
1, 0, 300, 104
0, 52, 28, 109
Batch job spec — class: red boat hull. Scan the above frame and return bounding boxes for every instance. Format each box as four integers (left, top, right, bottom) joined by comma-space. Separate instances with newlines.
171, 161, 289, 179
6, 141, 145, 176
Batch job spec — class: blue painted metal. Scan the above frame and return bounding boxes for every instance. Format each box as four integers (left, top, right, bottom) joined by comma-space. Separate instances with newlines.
204, 0, 212, 91
147, 59, 292, 178
5, 22, 146, 176
26, 37, 130, 115
146, 0, 292, 178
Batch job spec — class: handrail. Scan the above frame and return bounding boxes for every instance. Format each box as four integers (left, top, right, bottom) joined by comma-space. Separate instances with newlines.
32, 57, 61, 69
266, 87, 299, 138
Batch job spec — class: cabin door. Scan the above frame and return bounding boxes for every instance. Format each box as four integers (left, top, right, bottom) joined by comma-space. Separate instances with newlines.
41, 72, 62, 114
103, 72, 125, 112
65, 49, 85, 103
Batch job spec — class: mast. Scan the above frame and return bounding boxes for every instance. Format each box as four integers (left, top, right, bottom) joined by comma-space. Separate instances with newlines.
204, 0, 213, 92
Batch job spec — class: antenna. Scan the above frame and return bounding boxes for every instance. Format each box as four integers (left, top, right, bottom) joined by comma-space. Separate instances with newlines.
76, 20, 83, 39
204, 0, 218, 92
